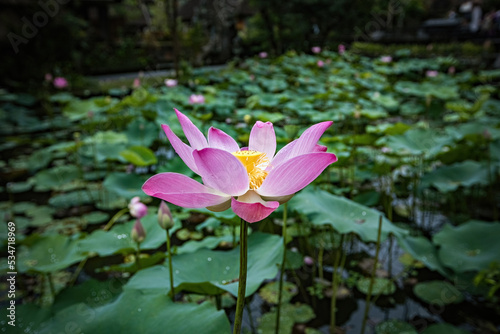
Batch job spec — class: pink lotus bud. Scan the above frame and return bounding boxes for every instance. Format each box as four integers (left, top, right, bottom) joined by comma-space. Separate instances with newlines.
338, 44, 346, 54
317, 60, 325, 67
304, 256, 314, 266
129, 196, 148, 218
189, 94, 205, 104
312, 46, 321, 54
131, 219, 146, 243
53, 77, 68, 89
133, 78, 141, 88
158, 201, 174, 229
165, 79, 178, 87
380, 56, 392, 63
426, 70, 438, 77
259, 52, 268, 59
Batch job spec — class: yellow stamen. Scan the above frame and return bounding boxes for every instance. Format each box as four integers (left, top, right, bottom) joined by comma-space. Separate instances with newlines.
233, 150, 269, 189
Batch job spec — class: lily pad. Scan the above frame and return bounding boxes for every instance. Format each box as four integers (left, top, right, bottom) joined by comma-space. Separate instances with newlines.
380, 128, 452, 158
33, 165, 80, 191
103, 172, 149, 199
120, 146, 157, 166
433, 221, 500, 273
291, 189, 407, 242
375, 320, 417, 334
421, 323, 470, 334
259, 281, 298, 304
357, 277, 396, 295
413, 280, 463, 305
258, 303, 315, 334
124, 232, 283, 297
420, 161, 491, 193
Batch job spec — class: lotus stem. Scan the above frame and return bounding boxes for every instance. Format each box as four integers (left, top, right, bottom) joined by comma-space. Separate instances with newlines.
166, 228, 175, 300
330, 234, 344, 333
275, 203, 288, 334
360, 215, 383, 334
103, 207, 129, 231
136, 242, 141, 270
233, 218, 248, 334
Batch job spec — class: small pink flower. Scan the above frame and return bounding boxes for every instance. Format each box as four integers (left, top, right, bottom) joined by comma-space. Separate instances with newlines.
189, 94, 205, 104
448, 66, 456, 75
426, 70, 438, 77
380, 56, 392, 63
129, 197, 148, 219
381, 147, 391, 153
311, 46, 321, 54
338, 44, 346, 54
165, 79, 178, 87
45, 73, 53, 82
133, 78, 141, 88
53, 77, 68, 89
131, 219, 146, 243
259, 52, 268, 59
317, 60, 325, 67
304, 256, 314, 266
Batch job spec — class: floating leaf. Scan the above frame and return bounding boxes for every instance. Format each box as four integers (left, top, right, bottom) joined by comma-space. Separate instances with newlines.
421, 323, 470, 334
420, 161, 491, 193
356, 277, 396, 296
259, 281, 298, 304
375, 320, 417, 334
103, 173, 149, 200
120, 146, 157, 166
413, 281, 463, 305
258, 303, 315, 334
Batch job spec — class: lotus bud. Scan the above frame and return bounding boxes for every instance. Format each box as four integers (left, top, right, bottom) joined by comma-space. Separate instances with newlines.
158, 201, 174, 230
131, 219, 146, 243
129, 197, 148, 218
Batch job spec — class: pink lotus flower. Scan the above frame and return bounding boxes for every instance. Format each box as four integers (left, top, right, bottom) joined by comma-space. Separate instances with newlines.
312, 46, 321, 54
53, 77, 68, 89
129, 196, 148, 219
165, 79, 178, 87
142, 109, 337, 223
380, 56, 392, 63
426, 70, 438, 77
189, 94, 205, 104
259, 52, 268, 59
317, 60, 325, 67
131, 219, 146, 243
133, 78, 141, 88
338, 44, 346, 55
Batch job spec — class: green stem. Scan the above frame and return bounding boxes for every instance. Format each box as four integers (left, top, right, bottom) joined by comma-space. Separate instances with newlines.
275, 203, 288, 334
330, 234, 344, 334
233, 219, 248, 334
136, 242, 141, 270
360, 216, 383, 334
166, 228, 175, 300
103, 207, 129, 231
47, 273, 56, 301
70, 257, 88, 287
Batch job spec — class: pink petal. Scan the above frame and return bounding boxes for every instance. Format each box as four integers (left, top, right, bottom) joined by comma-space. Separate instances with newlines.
258, 152, 337, 197
208, 127, 240, 152
249, 121, 276, 160
313, 144, 328, 152
142, 173, 230, 208
270, 121, 332, 168
231, 190, 279, 223
161, 124, 199, 174
174, 109, 208, 150
193, 148, 249, 196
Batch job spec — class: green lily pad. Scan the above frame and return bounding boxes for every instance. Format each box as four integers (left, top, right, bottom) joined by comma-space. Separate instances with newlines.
259, 281, 298, 304
433, 221, 500, 273
380, 128, 452, 158
356, 277, 396, 295
33, 165, 80, 191
17, 234, 86, 273
258, 303, 315, 334
291, 189, 407, 242
82, 211, 110, 225
49, 190, 98, 209
103, 172, 149, 200
420, 161, 491, 193
124, 232, 282, 297
413, 281, 463, 305
120, 146, 157, 166
375, 320, 417, 334
36, 291, 230, 334
124, 118, 159, 147
396, 235, 448, 276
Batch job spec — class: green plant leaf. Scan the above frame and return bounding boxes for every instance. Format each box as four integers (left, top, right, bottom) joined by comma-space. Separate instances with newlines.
120, 146, 157, 166
413, 281, 463, 305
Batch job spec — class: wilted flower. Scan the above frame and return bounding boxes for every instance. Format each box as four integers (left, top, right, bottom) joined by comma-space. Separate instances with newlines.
317, 60, 325, 67
142, 109, 337, 223
165, 79, 178, 87
189, 94, 205, 104
158, 201, 174, 229
259, 52, 268, 59
426, 70, 438, 77
53, 77, 68, 89
338, 44, 346, 54
311, 46, 321, 54
129, 196, 148, 218
380, 56, 392, 63
131, 219, 146, 243
133, 78, 141, 88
